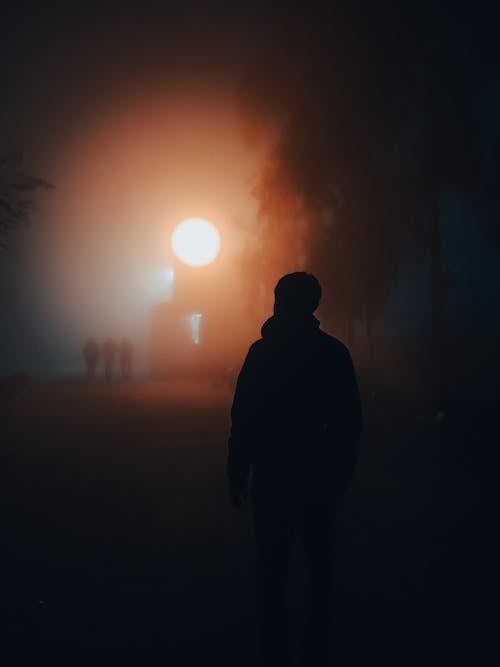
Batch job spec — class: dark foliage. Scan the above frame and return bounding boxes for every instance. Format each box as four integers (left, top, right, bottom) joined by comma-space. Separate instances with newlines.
0, 152, 54, 250
239, 2, 499, 355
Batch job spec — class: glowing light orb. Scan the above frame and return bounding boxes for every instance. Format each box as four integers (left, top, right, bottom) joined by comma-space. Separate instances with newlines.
171, 218, 221, 267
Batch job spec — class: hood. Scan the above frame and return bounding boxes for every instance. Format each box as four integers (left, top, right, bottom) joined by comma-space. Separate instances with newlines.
260, 314, 320, 343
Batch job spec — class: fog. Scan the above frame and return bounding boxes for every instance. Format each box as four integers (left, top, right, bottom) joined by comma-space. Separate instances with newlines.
0, 2, 278, 376
5, 86, 272, 374
1, 1, 499, 395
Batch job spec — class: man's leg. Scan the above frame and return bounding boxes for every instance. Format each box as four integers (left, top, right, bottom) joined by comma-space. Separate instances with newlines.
252, 489, 293, 665
299, 502, 336, 664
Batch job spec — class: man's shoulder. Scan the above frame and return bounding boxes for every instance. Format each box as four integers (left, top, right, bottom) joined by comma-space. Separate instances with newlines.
317, 329, 351, 358
249, 329, 351, 360
245, 338, 269, 361
248, 338, 264, 353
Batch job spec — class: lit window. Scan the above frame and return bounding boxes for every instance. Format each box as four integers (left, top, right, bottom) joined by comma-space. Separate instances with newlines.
190, 313, 202, 345
163, 266, 175, 300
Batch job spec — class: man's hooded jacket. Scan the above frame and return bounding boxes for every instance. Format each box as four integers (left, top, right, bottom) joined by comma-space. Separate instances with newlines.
227, 313, 362, 501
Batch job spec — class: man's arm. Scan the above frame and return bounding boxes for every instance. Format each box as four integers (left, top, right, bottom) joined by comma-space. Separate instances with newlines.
333, 346, 363, 497
227, 343, 260, 509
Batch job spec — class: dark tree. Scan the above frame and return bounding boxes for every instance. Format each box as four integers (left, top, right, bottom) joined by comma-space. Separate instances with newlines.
240, 1, 497, 398
240, 3, 419, 344
0, 152, 53, 251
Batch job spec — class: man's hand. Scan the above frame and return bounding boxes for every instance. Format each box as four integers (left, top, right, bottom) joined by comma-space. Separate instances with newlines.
228, 477, 249, 511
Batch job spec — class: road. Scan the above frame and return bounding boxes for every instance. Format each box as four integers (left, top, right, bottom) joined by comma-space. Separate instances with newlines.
0, 379, 497, 666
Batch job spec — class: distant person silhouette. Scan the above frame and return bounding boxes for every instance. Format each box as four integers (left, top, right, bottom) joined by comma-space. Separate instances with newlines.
102, 337, 117, 379
82, 337, 99, 378
118, 337, 133, 378
227, 272, 362, 666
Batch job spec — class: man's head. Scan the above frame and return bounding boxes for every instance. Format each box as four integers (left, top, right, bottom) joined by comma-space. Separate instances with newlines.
273, 272, 322, 317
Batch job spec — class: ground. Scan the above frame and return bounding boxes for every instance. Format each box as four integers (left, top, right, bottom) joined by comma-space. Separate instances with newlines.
0, 379, 497, 666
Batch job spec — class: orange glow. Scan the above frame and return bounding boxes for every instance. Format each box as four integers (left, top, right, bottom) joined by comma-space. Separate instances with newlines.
171, 218, 221, 266
34, 90, 266, 373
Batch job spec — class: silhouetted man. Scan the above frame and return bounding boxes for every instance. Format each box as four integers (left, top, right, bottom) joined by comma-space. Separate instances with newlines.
227, 272, 362, 666
82, 337, 99, 378
102, 337, 117, 379
118, 337, 133, 379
